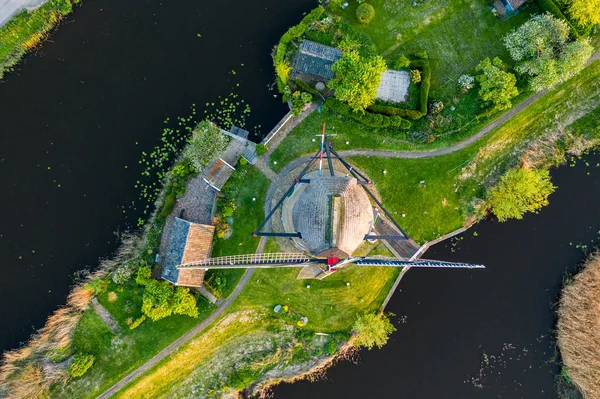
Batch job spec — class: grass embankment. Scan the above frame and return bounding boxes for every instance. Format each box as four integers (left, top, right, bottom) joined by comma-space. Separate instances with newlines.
557, 252, 600, 399
348, 60, 600, 242
0, 0, 77, 79
111, 263, 400, 398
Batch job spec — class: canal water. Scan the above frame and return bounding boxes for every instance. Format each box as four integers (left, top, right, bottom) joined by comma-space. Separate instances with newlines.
2, 0, 599, 397
0, 0, 316, 352
273, 152, 600, 398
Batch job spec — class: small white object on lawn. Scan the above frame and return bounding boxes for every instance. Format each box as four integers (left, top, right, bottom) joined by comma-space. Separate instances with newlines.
402, 214, 406, 217
252, 197, 256, 201
346, 141, 349, 145
346, 282, 350, 286
383, 170, 387, 174
306, 285, 310, 289
274, 161, 277, 164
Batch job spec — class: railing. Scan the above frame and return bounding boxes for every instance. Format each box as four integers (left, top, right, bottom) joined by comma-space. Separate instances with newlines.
354, 259, 485, 269
178, 252, 314, 268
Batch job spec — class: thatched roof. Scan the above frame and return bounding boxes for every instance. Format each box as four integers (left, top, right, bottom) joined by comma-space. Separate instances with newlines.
161, 218, 215, 287
287, 175, 373, 258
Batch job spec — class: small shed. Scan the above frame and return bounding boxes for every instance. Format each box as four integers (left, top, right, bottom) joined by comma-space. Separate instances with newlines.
292, 40, 342, 81
161, 218, 215, 287
203, 158, 236, 192
501, 0, 526, 12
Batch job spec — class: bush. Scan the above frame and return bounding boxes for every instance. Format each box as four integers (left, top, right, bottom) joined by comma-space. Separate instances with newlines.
275, 60, 292, 84
356, 3, 375, 24
256, 143, 268, 156
458, 74, 475, 92
393, 55, 411, 69
410, 69, 421, 83
129, 315, 146, 330
326, 98, 411, 130
367, 103, 423, 120
69, 354, 94, 378
410, 59, 431, 115
430, 100, 444, 114
294, 79, 320, 96
184, 121, 229, 173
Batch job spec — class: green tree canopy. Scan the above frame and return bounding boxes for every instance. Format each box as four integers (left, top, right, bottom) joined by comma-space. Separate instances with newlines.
328, 50, 387, 112
567, 0, 600, 27
503, 13, 593, 92
136, 267, 199, 321
352, 312, 396, 350
475, 57, 519, 112
487, 168, 556, 222
183, 120, 229, 173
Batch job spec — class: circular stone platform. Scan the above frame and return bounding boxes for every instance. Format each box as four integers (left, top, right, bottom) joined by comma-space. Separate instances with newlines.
281, 171, 374, 258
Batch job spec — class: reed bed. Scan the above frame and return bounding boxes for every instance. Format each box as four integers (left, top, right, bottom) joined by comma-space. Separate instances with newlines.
557, 251, 600, 399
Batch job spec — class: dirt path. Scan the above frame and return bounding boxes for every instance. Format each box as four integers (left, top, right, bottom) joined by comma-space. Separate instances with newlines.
96, 268, 255, 399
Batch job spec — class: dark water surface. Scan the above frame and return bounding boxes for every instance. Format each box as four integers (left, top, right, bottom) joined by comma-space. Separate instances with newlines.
273, 152, 600, 398
0, 0, 317, 352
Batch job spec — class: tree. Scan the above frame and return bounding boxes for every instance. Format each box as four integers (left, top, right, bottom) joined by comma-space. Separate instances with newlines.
356, 3, 375, 24
136, 267, 199, 321
328, 50, 387, 112
183, 120, 229, 173
487, 168, 556, 222
475, 57, 518, 112
503, 13, 593, 92
352, 312, 396, 350
567, 0, 600, 27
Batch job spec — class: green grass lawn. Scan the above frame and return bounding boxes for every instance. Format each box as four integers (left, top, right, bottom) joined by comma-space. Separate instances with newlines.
208, 165, 271, 297
229, 265, 400, 332
52, 282, 214, 399
330, 0, 537, 99
348, 60, 600, 242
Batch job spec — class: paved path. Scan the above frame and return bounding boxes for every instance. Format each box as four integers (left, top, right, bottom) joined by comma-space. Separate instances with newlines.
97, 268, 255, 399
0, 0, 46, 27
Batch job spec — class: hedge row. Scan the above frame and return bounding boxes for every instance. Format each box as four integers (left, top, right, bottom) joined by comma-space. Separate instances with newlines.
325, 98, 412, 130
536, 0, 581, 38
366, 58, 431, 119
411, 58, 431, 116
274, 6, 325, 67
294, 79, 320, 96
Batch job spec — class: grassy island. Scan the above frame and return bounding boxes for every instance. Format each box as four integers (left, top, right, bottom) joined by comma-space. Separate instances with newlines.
1, 0, 600, 398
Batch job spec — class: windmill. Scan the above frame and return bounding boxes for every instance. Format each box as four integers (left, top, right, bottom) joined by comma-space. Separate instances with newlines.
177, 125, 483, 279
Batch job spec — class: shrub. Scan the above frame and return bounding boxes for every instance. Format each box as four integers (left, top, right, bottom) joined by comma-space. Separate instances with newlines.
475, 57, 518, 111
367, 103, 423, 120
324, 340, 338, 355
85, 279, 109, 295
129, 315, 146, 330
430, 100, 444, 114
239, 156, 248, 165
411, 59, 431, 115
458, 74, 475, 92
487, 168, 556, 221
325, 98, 411, 130
352, 312, 396, 350
275, 60, 292, 84
410, 69, 421, 83
107, 292, 118, 303
135, 267, 199, 321
393, 55, 411, 69
256, 143, 268, 156
356, 3, 375, 24
415, 50, 428, 59
69, 354, 94, 378
294, 79, 320, 96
